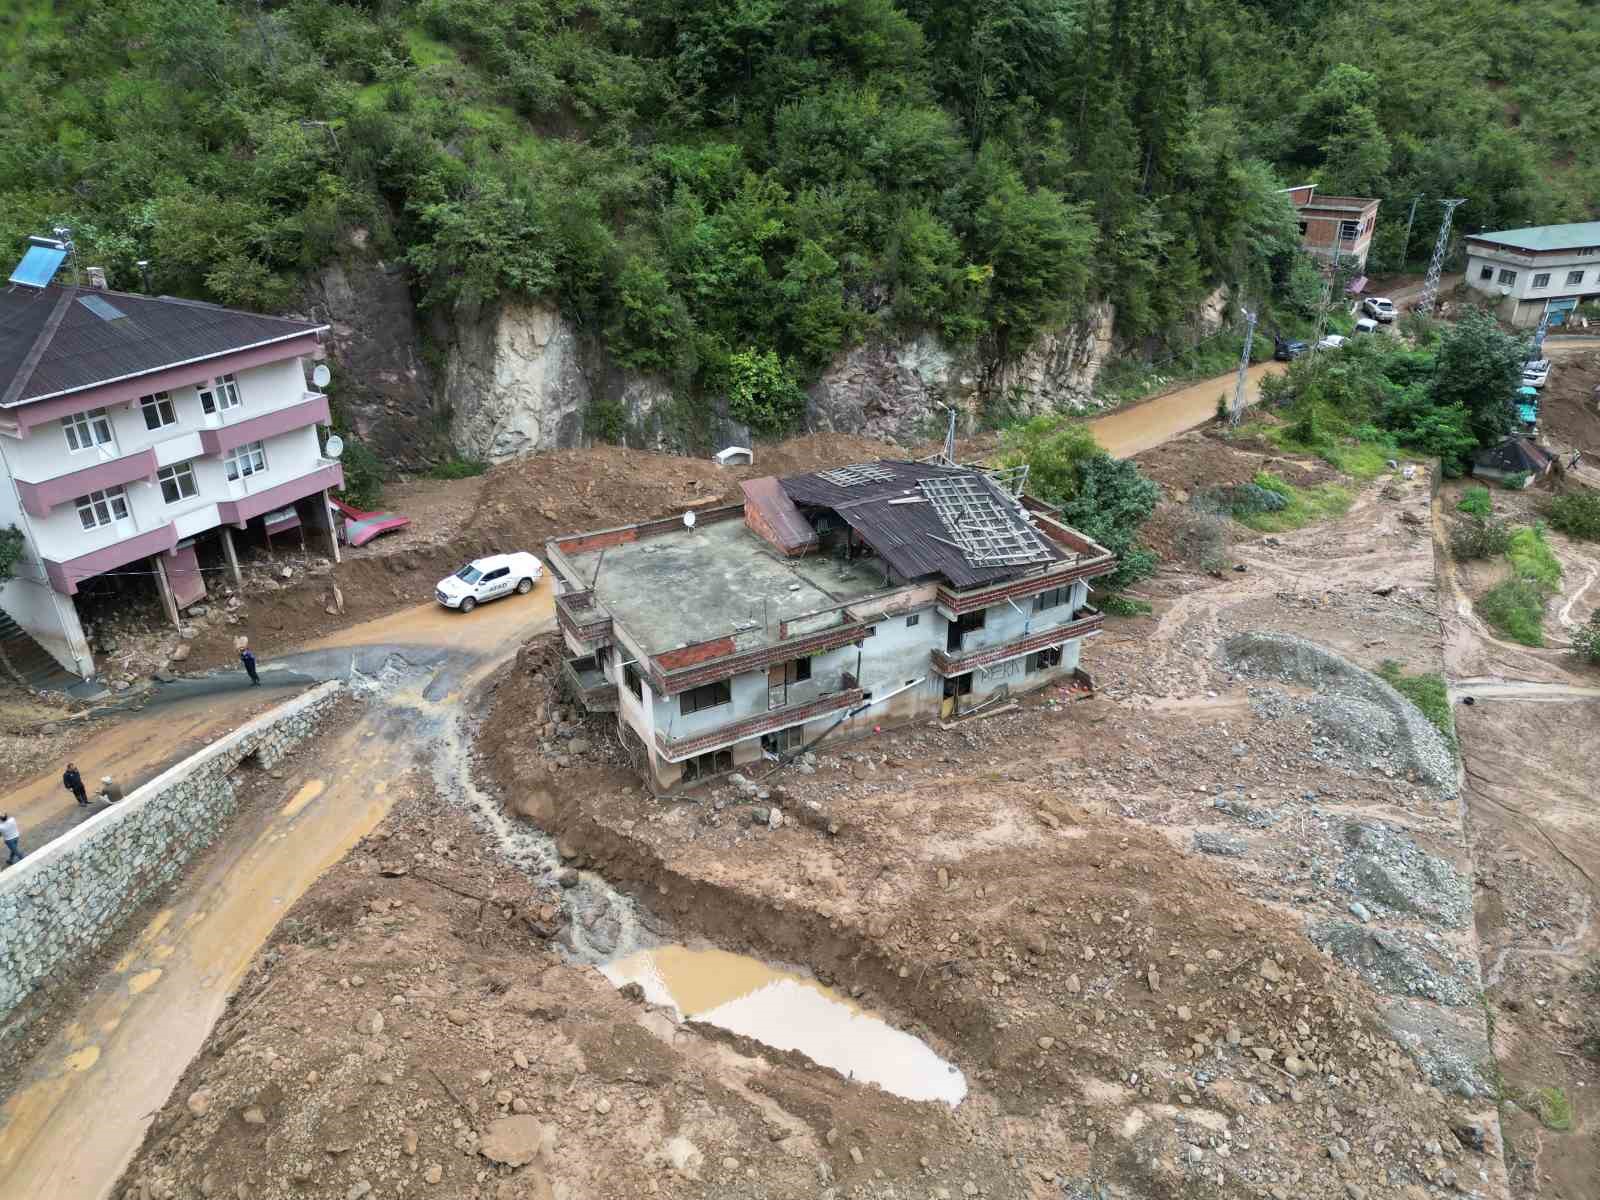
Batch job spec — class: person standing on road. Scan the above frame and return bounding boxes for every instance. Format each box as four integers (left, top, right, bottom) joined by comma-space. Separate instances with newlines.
1, 812, 22, 865
240, 645, 260, 686
63, 762, 89, 807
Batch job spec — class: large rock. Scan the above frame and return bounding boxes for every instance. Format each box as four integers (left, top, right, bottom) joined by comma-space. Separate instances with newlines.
478, 1115, 556, 1167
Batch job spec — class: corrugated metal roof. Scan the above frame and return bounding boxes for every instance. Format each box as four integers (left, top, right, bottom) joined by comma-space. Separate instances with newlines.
1474, 437, 1553, 474
0, 284, 326, 407
1469, 222, 1600, 253
780, 459, 1067, 590
741, 476, 817, 553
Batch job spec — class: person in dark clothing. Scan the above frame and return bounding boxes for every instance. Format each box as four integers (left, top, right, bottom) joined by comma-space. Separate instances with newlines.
240, 646, 260, 686
63, 762, 89, 806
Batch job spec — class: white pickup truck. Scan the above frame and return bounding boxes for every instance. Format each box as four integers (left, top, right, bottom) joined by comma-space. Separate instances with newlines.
435, 552, 543, 613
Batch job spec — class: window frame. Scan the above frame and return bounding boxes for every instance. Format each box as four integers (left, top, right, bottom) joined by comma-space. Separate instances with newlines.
199, 373, 242, 415
905, 613, 920, 627
1034, 585, 1070, 613
1338, 219, 1360, 241
1498, 269, 1518, 286
157, 461, 199, 505
62, 407, 114, 453
139, 391, 177, 431
680, 679, 732, 716
624, 663, 644, 701
75, 486, 129, 531
1531, 273, 1551, 290
1567, 270, 1585, 286
1479, 265, 1494, 281
224, 440, 268, 481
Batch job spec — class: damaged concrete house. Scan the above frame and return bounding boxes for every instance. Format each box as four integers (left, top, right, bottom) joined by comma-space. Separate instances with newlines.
548, 459, 1115, 790
0, 238, 342, 679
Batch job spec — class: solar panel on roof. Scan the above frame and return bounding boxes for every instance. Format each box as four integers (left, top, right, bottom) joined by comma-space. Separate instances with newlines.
9, 245, 67, 288
77, 294, 126, 321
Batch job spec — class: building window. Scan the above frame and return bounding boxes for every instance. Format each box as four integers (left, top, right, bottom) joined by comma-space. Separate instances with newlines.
1532, 273, 1551, 290
1498, 269, 1518, 286
1030, 646, 1064, 673
1479, 265, 1494, 281
779, 656, 811, 684
762, 726, 805, 755
225, 440, 267, 480
1034, 585, 1070, 612
680, 748, 734, 782
139, 391, 177, 431
947, 609, 986, 653
157, 461, 198, 504
624, 663, 644, 700
681, 679, 731, 716
199, 373, 242, 414
1568, 270, 1585, 286
1339, 219, 1360, 240
1297, 221, 1308, 237
62, 407, 113, 453
75, 486, 129, 531
905, 613, 920, 627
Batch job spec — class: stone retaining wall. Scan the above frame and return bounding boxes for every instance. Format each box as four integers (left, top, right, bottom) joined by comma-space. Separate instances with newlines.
0, 682, 344, 1054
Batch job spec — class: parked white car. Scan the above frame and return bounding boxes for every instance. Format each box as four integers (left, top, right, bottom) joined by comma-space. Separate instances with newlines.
1362, 297, 1397, 323
1316, 334, 1347, 351
435, 552, 543, 612
1522, 359, 1551, 389
1353, 317, 1379, 335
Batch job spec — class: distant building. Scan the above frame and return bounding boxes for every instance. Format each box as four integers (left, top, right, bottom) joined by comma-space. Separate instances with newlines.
1463, 222, 1600, 327
1282, 185, 1381, 275
548, 460, 1115, 791
0, 240, 342, 679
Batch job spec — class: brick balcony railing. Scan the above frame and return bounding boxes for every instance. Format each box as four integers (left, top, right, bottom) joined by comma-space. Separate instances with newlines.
555, 588, 613, 646
931, 607, 1102, 676
654, 688, 863, 762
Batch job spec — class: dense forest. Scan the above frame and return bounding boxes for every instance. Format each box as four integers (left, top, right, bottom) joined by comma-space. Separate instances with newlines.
1, 0, 1596, 433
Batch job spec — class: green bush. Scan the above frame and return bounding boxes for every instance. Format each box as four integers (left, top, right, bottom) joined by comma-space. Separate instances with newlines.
1457, 487, 1492, 518
1098, 594, 1153, 617
1477, 577, 1548, 647
1544, 492, 1600, 541
1507, 525, 1563, 591
0, 524, 23, 583
723, 349, 806, 437
1572, 612, 1600, 665
337, 439, 387, 511
1451, 517, 1512, 561
428, 458, 487, 480
1234, 471, 1352, 532
1377, 660, 1456, 752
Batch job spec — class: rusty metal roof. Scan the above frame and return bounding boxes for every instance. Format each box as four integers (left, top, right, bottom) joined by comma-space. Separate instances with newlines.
741, 475, 818, 553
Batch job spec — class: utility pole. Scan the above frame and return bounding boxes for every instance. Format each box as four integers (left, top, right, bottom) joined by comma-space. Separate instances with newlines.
1399, 195, 1422, 273
1229, 308, 1258, 427
1417, 199, 1467, 315
941, 403, 957, 465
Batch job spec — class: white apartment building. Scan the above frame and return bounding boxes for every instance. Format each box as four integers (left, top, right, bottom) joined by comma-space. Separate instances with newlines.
0, 246, 343, 680
1462, 222, 1600, 327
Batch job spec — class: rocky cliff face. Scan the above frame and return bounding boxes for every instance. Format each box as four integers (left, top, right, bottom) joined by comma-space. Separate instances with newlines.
440, 298, 1121, 463
302, 243, 439, 466
807, 303, 1117, 443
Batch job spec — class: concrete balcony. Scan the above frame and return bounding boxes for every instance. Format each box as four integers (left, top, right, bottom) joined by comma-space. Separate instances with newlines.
932, 607, 1102, 676
198, 393, 330, 456
15, 448, 159, 518
555, 589, 613, 648
654, 688, 862, 762
562, 657, 618, 713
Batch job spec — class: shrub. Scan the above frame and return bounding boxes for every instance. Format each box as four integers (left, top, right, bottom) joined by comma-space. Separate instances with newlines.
1457, 486, 1492, 518
428, 458, 487, 480
336, 438, 386, 510
1507, 525, 1563, 591
0, 524, 23, 583
723, 349, 806, 437
1477, 577, 1548, 646
1544, 492, 1600, 541
1572, 612, 1600, 665
1377, 660, 1456, 752
1098, 594, 1153, 617
1233, 471, 1352, 532
1450, 517, 1512, 561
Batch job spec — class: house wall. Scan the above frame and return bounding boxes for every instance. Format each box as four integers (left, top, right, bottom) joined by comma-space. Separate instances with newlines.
0, 440, 94, 675
1464, 244, 1600, 326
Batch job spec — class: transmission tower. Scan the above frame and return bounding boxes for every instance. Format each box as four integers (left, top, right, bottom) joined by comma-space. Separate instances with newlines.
1229, 308, 1258, 427
1417, 199, 1466, 315
1532, 300, 1553, 359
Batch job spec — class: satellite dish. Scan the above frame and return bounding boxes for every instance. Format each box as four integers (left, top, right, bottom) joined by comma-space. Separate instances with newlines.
683, 510, 697, 529
312, 363, 332, 388
324, 434, 345, 460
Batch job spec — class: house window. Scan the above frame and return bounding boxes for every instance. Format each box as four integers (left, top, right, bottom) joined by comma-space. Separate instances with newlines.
681, 679, 732, 716
1030, 646, 1064, 672
905, 613, 920, 627
1297, 221, 1308, 237
947, 609, 986, 653
75, 486, 129, 531
199, 373, 242, 414
1339, 219, 1360, 240
762, 726, 805, 755
1568, 270, 1584, 286
1034, 585, 1070, 612
62, 407, 113, 453
1479, 265, 1494, 281
139, 391, 177, 431
680, 748, 734, 782
1498, 269, 1518, 286
225, 440, 267, 480
624, 663, 644, 700
782, 657, 811, 683
1532, 273, 1551, 290
157, 461, 198, 504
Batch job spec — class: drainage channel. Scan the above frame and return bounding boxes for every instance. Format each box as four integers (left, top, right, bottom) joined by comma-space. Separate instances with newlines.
430, 701, 967, 1105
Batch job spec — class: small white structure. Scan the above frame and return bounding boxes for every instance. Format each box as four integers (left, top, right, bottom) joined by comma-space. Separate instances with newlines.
713, 446, 753, 467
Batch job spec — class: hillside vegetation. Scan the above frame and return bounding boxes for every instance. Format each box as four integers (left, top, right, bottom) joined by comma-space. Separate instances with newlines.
1, 0, 1595, 436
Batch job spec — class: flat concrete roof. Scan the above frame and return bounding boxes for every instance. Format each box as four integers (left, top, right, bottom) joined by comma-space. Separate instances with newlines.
568, 519, 895, 658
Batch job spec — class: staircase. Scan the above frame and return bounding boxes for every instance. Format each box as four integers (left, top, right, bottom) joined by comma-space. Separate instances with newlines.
0, 610, 83, 692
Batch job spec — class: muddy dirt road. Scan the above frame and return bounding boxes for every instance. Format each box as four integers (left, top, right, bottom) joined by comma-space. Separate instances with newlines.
1086, 361, 1284, 458
0, 586, 554, 1200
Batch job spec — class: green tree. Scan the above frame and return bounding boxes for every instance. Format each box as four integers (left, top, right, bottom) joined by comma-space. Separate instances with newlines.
723, 348, 806, 435
1431, 312, 1527, 448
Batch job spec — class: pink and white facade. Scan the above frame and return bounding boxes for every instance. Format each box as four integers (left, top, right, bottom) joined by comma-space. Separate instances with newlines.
0, 304, 343, 679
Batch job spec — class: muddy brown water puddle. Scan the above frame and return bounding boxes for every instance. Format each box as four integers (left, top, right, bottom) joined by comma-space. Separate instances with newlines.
601, 945, 967, 1105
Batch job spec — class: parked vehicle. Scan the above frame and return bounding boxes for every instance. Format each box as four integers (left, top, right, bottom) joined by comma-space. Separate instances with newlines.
1353, 317, 1379, 335
1362, 297, 1397, 323
1522, 359, 1551, 389
1274, 338, 1309, 361
435, 552, 543, 612
1316, 334, 1347, 351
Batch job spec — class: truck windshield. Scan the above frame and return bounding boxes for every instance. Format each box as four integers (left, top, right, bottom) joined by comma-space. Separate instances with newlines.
455, 566, 482, 583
